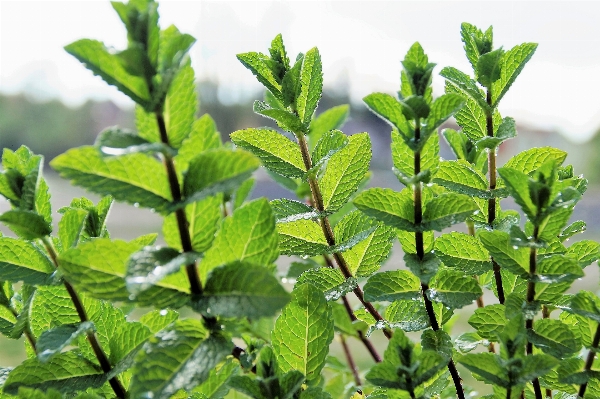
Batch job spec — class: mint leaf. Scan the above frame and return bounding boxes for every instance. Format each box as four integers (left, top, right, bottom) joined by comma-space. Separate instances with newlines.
392, 129, 439, 180
566, 240, 600, 268
311, 130, 349, 171
59, 239, 189, 308
428, 270, 482, 309
397, 230, 434, 255
230, 128, 306, 178
534, 254, 583, 284
272, 283, 334, 382
421, 193, 477, 231
320, 133, 371, 213
0, 210, 52, 240
107, 321, 150, 367
194, 262, 290, 318
125, 246, 200, 296
404, 253, 441, 284
503, 147, 567, 176
424, 93, 464, 134
468, 304, 506, 340
162, 195, 221, 252
476, 116, 517, 149
476, 48, 504, 87
433, 160, 491, 199
182, 148, 259, 207
129, 320, 232, 399
385, 300, 430, 332
354, 188, 415, 231
0, 306, 17, 336
193, 359, 238, 399
277, 219, 329, 257
139, 309, 179, 334
479, 231, 529, 278
253, 102, 306, 133
497, 167, 536, 220
363, 93, 411, 135
440, 67, 488, 112
492, 43, 538, 107
434, 232, 492, 275
64, 39, 151, 108
364, 270, 421, 302
51, 147, 172, 213
237, 52, 282, 101
3, 352, 105, 395
0, 237, 54, 285
297, 47, 323, 126
37, 322, 95, 362
270, 199, 319, 223
175, 114, 222, 172
58, 209, 88, 250
200, 199, 278, 281
296, 268, 357, 301
309, 105, 349, 146
528, 319, 580, 359
456, 353, 508, 388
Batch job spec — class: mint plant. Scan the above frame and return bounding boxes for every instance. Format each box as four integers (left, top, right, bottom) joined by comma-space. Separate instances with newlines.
1, 3, 600, 399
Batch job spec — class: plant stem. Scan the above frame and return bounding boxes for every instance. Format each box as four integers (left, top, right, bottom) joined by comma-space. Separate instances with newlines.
296, 133, 392, 339
486, 89, 505, 305
413, 122, 464, 399
7, 304, 36, 351
340, 334, 362, 386
506, 386, 512, 399
578, 323, 600, 398
155, 113, 203, 296
324, 255, 382, 362
525, 225, 543, 399
41, 237, 126, 399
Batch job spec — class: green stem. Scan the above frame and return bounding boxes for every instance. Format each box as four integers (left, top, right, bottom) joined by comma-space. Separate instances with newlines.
413, 121, 464, 399
7, 305, 36, 351
296, 133, 392, 340
486, 89, 505, 305
340, 334, 362, 386
578, 323, 600, 398
525, 225, 543, 399
41, 237, 126, 399
155, 113, 203, 297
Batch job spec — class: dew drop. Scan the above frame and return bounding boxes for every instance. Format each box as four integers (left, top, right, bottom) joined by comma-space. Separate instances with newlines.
281, 278, 289, 284
133, 202, 140, 208
512, 246, 518, 250
159, 309, 168, 316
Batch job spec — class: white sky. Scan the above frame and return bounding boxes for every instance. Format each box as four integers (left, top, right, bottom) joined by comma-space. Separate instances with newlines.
1, 1, 600, 142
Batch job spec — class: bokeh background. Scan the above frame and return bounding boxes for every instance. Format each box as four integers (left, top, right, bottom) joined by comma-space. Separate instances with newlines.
1, 1, 600, 395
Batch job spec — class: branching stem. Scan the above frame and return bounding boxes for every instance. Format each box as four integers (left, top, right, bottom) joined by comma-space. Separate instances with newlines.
296, 133, 392, 339
41, 237, 126, 399
155, 113, 203, 296
578, 323, 600, 397
340, 334, 362, 386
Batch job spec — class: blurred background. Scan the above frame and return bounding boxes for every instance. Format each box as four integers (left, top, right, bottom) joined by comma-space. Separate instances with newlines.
1, 1, 600, 394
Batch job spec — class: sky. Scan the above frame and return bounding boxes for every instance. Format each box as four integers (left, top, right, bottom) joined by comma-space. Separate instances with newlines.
1, 1, 600, 142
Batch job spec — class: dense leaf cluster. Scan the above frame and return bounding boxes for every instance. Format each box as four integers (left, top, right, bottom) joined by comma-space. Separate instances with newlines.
0, 3, 598, 399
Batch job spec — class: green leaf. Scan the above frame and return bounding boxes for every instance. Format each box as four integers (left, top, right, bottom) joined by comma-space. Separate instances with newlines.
455, 332, 489, 353
230, 128, 306, 178
309, 105, 349, 145
125, 246, 200, 296
497, 167, 536, 220
468, 304, 507, 340
428, 270, 482, 309
277, 219, 329, 257
404, 253, 441, 284
160, 64, 197, 148
385, 300, 430, 332
421, 193, 477, 231
460, 23, 491, 71
424, 93, 464, 134
319, 133, 371, 213
193, 359, 238, 399
334, 211, 395, 277
503, 147, 567, 176
296, 268, 357, 301
237, 52, 283, 100
0, 305, 17, 336
163, 195, 221, 253
200, 199, 278, 282
0, 210, 52, 240
434, 232, 492, 275
51, 147, 172, 213
492, 43, 538, 107
479, 231, 529, 278
364, 271, 421, 302
363, 93, 411, 135
440, 67, 489, 112
139, 309, 179, 334
456, 353, 508, 388
270, 199, 319, 223
158, 25, 196, 73
58, 239, 189, 307
311, 130, 349, 171
129, 319, 232, 399
58, 209, 88, 250
297, 47, 323, 126
182, 148, 259, 207
477, 48, 504, 87
397, 230, 434, 255
64, 39, 151, 107
95, 127, 174, 157
253, 101, 306, 133
36, 322, 95, 362
108, 320, 151, 367
566, 240, 600, 268
3, 352, 105, 395
421, 330, 453, 359
175, 114, 222, 172
354, 188, 415, 231
0, 237, 54, 285
516, 354, 558, 386
193, 262, 290, 318
527, 319, 580, 359
433, 160, 491, 199
534, 254, 583, 284
391, 129, 439, 181
476, 117, 517, 149
272, 283, 334, 382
